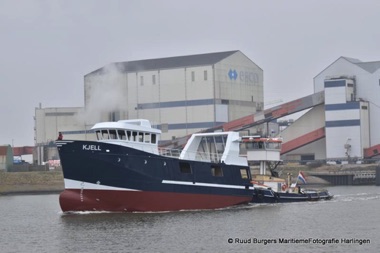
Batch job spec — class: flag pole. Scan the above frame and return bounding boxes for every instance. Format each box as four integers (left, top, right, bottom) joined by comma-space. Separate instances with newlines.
294, 171, 300, 186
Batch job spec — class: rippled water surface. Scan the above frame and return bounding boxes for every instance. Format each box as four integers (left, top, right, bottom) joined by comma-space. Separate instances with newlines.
1, 186, 379, 253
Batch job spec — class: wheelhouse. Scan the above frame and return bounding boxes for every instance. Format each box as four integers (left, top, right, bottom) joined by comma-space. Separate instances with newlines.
95, 128, 158, 144
91, 119, 162, 154
239, 136, 282, 155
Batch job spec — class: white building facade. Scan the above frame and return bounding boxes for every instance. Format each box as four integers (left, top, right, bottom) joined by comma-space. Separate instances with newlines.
314, 57, 380, 153
282, 57, 379, 161
34, 51, 264, 163
83, 51, 263, 141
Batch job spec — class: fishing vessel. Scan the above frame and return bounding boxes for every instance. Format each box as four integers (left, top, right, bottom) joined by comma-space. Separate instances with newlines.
56, 119, 254, 212
239, 136, 333, 203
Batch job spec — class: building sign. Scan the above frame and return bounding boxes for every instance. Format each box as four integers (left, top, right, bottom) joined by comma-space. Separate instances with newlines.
228, 69, 259, 85
228, 69, 238, 80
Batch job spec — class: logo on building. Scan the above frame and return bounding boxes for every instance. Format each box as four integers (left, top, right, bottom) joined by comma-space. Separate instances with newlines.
228, 68, 259, 85
228, 69, 238, 80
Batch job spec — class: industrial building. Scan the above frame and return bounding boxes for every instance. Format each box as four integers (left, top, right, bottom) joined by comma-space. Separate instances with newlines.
281, 56, 380, 161
33, 50, 264, 163
83, 50, 264, 140
35, 51, 264, 144
33, 52, 380, 164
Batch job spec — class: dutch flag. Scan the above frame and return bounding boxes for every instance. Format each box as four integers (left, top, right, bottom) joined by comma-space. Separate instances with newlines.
297, 171, 307, 184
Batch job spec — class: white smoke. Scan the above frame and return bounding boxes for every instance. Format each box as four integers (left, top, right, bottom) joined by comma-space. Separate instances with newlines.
77, 63, 127, 126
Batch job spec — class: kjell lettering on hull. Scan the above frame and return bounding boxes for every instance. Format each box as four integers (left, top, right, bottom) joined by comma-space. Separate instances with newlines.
82, 145, 101, 151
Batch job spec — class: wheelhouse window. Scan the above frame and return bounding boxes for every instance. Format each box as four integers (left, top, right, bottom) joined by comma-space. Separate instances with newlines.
240, 141, 281, 152
109, 129, 117, 139
266, 142, 281, 150
118, 130, 126, 140
211, 165, 223, 177
96, 129, 157, 143
179, 162, 192, 174
101, 130, 110, 139
132, 131, 138, 141
144, 133, 151, 143
151, 134, 157, 144
127, 131, 132, 141
96, 130, 102, 140
138, 132, 144, 142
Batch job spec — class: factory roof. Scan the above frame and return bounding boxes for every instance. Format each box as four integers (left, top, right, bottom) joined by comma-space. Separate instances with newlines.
315, 56, 380, 78
355, 61, 380, 73
343, 57, 380, 73
86, 50, 239, 76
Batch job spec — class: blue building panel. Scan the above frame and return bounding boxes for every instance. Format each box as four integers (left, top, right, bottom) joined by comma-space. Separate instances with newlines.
325, 120, 360, 128
325, 102, 360, 111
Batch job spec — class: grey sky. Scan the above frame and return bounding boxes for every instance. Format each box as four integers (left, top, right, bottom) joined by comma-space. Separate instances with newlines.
1, 0, 379, 147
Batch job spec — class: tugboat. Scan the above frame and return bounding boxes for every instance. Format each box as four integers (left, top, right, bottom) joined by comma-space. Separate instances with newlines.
239, 136, 333, 203
56, 119, 254, 212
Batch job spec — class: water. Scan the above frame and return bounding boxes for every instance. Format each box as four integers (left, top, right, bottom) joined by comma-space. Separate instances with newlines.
0, 186, 379, 253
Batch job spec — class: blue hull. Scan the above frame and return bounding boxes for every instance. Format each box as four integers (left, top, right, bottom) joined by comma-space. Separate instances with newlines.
57, 140, 254, 212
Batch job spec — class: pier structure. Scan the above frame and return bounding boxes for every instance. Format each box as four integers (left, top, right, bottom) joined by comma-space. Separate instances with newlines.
310, 171, 376, 185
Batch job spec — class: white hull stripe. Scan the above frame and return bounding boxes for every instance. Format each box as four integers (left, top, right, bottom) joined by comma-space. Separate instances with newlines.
162, 180, 254, 190
64, 179, 140, 191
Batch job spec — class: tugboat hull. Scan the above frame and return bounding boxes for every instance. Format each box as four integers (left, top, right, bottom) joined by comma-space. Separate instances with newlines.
252, 188, 333, 203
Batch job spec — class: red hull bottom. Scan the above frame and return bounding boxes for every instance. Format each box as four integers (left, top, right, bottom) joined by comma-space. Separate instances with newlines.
59, 189, 251, 212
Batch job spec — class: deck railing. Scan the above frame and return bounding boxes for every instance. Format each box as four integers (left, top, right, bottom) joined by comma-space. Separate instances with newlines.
158, 148, 182, 158
159, 148, 223, 163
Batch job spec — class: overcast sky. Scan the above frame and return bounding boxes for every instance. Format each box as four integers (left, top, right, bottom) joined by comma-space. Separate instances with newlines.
1, 0, 379, 147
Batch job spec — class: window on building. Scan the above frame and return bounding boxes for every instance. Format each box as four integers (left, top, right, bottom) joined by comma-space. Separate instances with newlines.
161, 123, 168, 133
152, 75, 156, 85
191, 71, 195, 82
140, 76, 144, 86
204, 70, 207, 81
110, 111, 120, 121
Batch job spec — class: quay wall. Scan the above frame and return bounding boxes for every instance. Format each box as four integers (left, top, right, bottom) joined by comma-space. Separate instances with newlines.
0, 170, 64, 195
